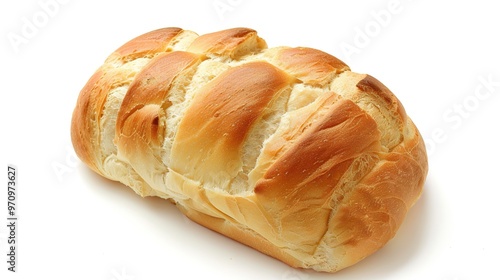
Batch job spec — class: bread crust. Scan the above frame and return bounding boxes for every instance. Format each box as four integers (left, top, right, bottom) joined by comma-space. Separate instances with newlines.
71, 27, 428, 272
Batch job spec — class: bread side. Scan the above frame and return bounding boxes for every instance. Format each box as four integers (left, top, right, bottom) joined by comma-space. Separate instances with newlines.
71, 27, 428, 272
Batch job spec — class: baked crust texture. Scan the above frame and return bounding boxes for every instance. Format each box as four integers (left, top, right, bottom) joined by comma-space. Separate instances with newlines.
71, 27, 428, 272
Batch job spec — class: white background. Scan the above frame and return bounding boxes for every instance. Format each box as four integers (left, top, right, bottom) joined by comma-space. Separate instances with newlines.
1, 0, 499, 279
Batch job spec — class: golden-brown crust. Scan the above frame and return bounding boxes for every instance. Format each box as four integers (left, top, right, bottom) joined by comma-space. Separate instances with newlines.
71, 69, 104, 174
326, 120, 427, 270
356, 74, 407, 122
273, 47, 350, 87
114, 51, 204, 187
116, 51, 203, 139
187, 27, 267, 58
171, 61, 295, 186
70, 28, 189, 178
107, 27, 184, 62
253, 99, 381, 254
71, 27, 428, 273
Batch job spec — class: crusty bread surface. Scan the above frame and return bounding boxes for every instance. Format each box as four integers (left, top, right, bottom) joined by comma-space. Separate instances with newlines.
71, 27, 428, 272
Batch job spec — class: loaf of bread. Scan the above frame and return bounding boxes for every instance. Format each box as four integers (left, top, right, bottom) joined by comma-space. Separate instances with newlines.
71, 27, 428, 272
